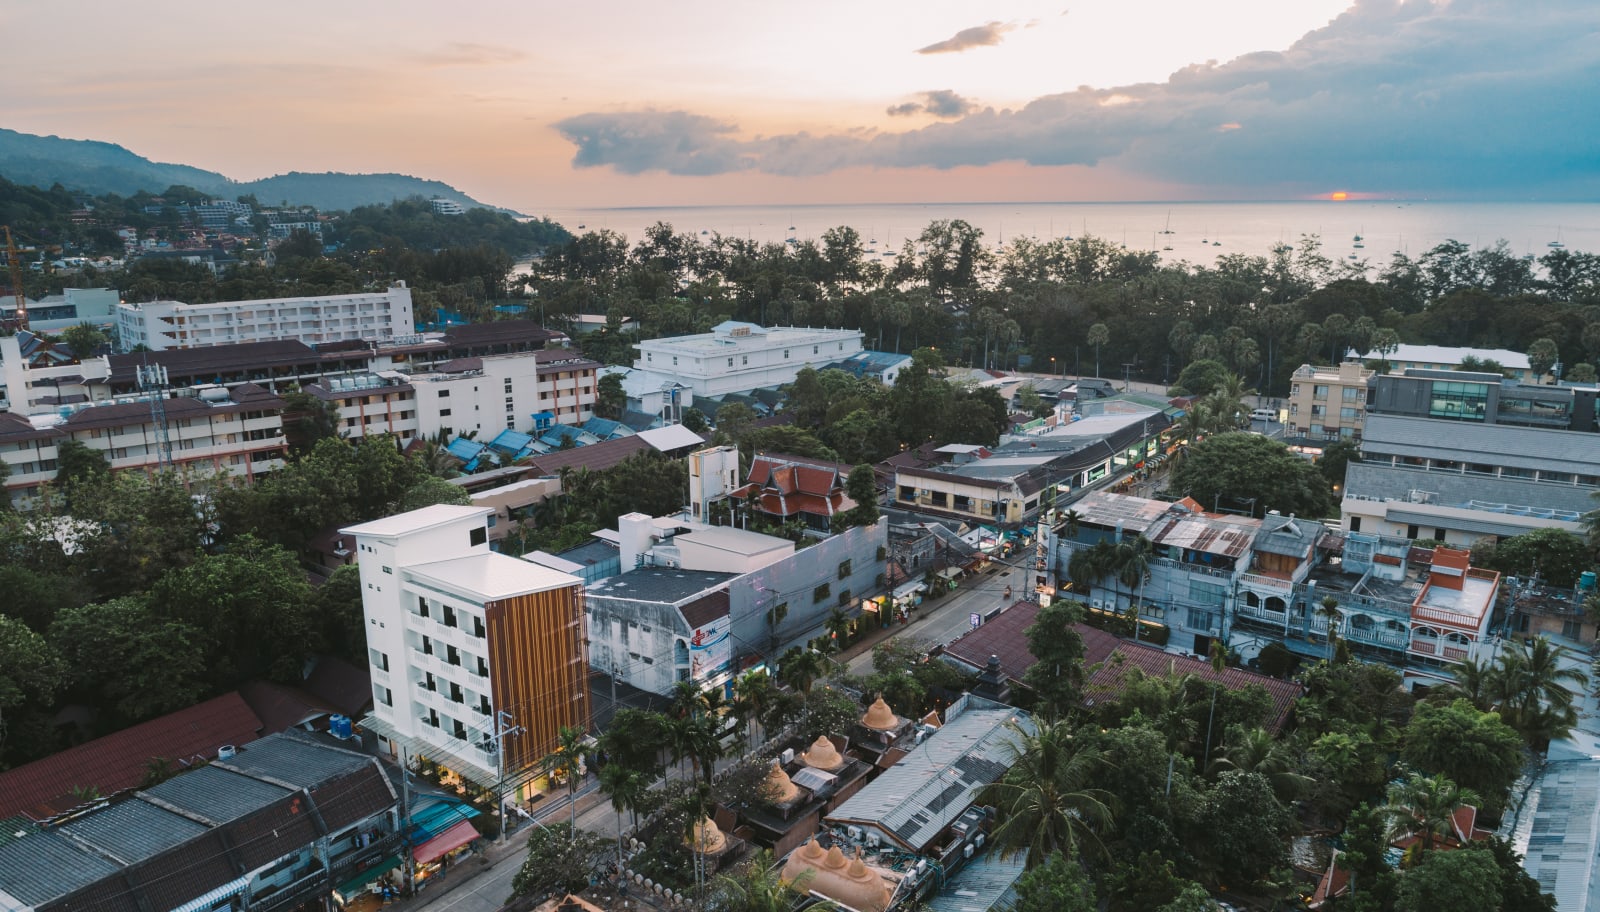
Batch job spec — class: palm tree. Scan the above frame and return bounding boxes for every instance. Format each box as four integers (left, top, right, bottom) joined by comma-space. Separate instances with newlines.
1086, 323, 1110, 379
670, 679, 706, 719
1318, 596, 1344, 662
1062, 509, 1082, 539
1380, 769, 1480, 859
1109, 535, 1153, 637
544, 724, 589, 830
978, 718, 1114, 867
779, 648, 827, 695
1208, 725, 1311, 802
1439, 656, 1498, 711
598, 764, 645, 874
732, 670, 779, 748
668, 715, 725, 786
822, 607, 853, 654
705, 850, 827, 912
1492, 636, 1589, 748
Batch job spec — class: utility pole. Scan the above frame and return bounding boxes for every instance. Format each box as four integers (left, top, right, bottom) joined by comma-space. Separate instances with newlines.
398, 746, 416, 896
489, 711, 525, 845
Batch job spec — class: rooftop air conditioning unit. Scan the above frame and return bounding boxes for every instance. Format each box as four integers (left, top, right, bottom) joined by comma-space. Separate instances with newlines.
866, 833, 881, 849
780, 748, 795, 765
846, 826, 863, 842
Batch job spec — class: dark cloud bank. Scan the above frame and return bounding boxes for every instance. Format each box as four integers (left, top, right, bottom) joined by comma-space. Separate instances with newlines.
553, 0, 1600, 196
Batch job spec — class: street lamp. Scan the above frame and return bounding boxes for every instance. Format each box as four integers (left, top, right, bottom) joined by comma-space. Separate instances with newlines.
1050, 356, 1057, 377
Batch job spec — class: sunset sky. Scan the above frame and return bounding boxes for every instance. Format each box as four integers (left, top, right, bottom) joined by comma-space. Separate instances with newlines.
7, 0, 1598, 211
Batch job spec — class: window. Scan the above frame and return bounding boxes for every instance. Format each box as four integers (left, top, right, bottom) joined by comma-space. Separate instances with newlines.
470, 526, 488, 547
479, 696, 492, 715
368, 648, 389, 672
838, 559, 853, 579
742, 355, 748, 365
477, 657, 489, 677
422, 636, 434, 656
813, 345, 819, 354
672, 356, 678, 366
1349, 516, 1362, 532
424, 672, 437, 692
1427, 381, 1489, 421
443, 605, 457, 628
813, 583, 832, 603
1341, 407, 1359, 420
1406, 524, 1420, 539
447, 645, 461, 666
375, 684, 392, 707
450, 682, 464, 703
474, 617, 486, 638
382, 565, 392, 574
1188, 579, 1226, 605
453, 719, 467, 740
1342, 386, 1361, 401
439, 408, 452, 417
439, 389, 450, 398
784, 349, 790, 359
1313, 385, 1329, 401
728, 358, 734, 367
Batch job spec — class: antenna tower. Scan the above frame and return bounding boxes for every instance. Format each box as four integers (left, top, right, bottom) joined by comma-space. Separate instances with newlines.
137, 361, 173, 469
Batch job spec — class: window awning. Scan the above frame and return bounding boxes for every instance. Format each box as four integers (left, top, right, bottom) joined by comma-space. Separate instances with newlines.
334, 856, 402, 898
414, 820, 481, 865
170, 876, 250, 912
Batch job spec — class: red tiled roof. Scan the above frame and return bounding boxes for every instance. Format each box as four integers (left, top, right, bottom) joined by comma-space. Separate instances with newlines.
1086, 641, 1303, 733
527, 436, 652, 474
943, 606, 1300, 733
0, 692, 263, 821
944, 604, 1120, 682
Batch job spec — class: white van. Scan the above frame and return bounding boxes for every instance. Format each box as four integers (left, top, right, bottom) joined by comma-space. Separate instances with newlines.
1250, 408, 1278, 422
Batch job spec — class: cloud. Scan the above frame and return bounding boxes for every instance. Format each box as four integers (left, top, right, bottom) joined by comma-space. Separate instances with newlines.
555, 0, 1600, 196
885, 90, 980, 119
420, 42, 526, 68
915, 21, 1014, 55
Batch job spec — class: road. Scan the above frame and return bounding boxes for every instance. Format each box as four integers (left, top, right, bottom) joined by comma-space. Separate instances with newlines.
844, 556, 1030, 677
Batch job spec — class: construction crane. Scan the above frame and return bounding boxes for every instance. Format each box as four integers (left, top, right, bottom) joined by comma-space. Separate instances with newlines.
3, 226, 39, 332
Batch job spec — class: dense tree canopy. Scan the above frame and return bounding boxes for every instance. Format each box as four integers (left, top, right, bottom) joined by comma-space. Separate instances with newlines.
1168, 432, 1336, 517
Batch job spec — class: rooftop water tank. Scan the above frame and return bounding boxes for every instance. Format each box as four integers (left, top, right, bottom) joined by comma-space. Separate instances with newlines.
330, 714, 353, 739
217, 745, 236, 761
1580, 571, 1597, 592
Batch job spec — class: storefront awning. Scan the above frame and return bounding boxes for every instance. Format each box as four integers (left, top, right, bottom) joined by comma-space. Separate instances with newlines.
335, 856, 402, 898
171, 877, 249, 912
414, 820, 481, 865
892, 580, 926, 600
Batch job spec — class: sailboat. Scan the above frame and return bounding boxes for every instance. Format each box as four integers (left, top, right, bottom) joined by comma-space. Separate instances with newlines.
1550, 227, 1566, 249
1159, 211, 1175, 235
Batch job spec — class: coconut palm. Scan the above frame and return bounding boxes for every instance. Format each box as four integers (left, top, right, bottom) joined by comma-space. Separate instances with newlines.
1318, 596, 1345, 662
705, 850, 829, 912
597, 763, 646, 873
779, 648, 828, 695
978, 718, 1114, 867
1208, 725, 1311, 802
1492, 636, 1589, 748
667, 714, 724, 786
732, 670, 780, 748
543, 724, 589, 830
1438, 656, 1497, 711
1380, 769, 1481, 859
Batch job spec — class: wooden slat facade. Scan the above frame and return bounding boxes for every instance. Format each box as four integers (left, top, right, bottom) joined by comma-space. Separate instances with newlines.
485, 584, 592, 773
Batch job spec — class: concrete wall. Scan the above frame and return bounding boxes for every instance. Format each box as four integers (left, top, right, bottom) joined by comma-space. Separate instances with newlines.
730, 519, 889, 661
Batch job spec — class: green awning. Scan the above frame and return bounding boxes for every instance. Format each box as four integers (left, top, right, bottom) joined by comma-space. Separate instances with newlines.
335, 855, 402, 898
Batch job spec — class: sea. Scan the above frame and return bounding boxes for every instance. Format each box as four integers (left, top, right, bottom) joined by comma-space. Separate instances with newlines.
535, 201, 1600, 266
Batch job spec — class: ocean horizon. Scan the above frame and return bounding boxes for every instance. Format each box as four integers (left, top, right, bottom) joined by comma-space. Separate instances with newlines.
536, 200, 1600, 266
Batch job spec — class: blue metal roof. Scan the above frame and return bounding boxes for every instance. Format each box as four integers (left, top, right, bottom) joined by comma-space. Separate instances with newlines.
489, 429, 535, 456
446, 438, 486, 461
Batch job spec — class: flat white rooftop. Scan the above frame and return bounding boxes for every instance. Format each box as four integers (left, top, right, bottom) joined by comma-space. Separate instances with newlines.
342, 504, 491, 538
406, 552, 579, 600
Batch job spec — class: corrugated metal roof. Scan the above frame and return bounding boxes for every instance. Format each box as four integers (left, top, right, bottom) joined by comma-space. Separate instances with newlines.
143, 765, 291, 824
0, 830, 121, 905
1150, 513, 1257, 558
827, 708, 1032, 853
220, 734, 373, 789
1515, 757, 1600, 912
56, 798, 208, 865
923, 850, 1027, 912
1362, 414, 1600, 475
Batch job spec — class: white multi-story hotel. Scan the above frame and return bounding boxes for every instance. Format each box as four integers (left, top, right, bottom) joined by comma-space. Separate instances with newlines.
0, 383, 288, 508
345, 505, 590, 794
408, 348, 601, 441
632, 321, 864, 398
115, 283, 415, 352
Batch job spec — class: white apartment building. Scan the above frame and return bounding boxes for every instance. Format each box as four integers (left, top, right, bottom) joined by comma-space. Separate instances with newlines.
115, 283, 415, 351
344, 505, 590, 793
408, 348, 600, 441
632, 321, 864, 398
0, 383, 287, 508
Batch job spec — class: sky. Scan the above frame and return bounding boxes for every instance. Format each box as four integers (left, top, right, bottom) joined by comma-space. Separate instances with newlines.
7, 0, 1599, 210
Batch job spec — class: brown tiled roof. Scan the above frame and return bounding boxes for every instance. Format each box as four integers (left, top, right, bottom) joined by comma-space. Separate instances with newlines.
527, 436, 652, 475
0, 693, 263, 821
944, 607, 1300, 731
238, 680, 341, 735
302, 656, 374, 718
0, 411, 58, 444
1086, 641, 1303, 733
107, 340, 321, 385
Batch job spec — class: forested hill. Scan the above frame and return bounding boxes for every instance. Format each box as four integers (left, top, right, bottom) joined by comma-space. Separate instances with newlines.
0, 127, 505, 213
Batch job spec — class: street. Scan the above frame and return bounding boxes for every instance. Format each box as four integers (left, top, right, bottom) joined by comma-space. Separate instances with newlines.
844, 556, 1029, 677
